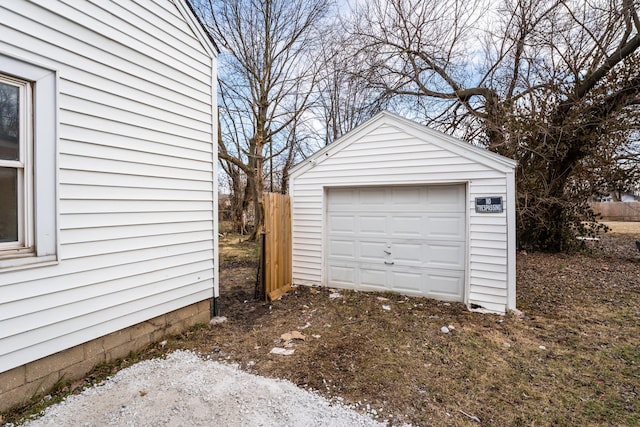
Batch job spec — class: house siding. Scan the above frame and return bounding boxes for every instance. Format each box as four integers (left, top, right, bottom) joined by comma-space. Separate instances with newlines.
0, 0, 217, 374
290, 115, 516, 313
0, 300, 211, 412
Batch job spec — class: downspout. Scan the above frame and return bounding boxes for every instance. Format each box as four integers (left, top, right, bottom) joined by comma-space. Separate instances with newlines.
211, 296, 219, 317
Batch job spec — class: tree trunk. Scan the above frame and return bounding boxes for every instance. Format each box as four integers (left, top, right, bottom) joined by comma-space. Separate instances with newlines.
228, 167, 245, 234
250, 155, 265, 241
280, 167, 289, 195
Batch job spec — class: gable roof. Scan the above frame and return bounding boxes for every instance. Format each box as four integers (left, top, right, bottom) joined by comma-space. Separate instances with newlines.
289, 111, 517, 178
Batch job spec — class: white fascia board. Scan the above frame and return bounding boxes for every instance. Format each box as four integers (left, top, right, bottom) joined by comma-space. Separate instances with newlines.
173, 0, 219, 57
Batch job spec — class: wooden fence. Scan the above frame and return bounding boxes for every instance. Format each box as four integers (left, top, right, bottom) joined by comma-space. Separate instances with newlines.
590, 201, 640, 222
260, 193, 292, 301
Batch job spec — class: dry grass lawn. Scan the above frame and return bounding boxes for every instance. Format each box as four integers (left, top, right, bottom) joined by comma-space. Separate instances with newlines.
3, 223, 639, 426
601, 221, 640, 234
180, 223, 640, 426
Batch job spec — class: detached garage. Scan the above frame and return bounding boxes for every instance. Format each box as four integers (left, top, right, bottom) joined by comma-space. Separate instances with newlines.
288, 111, 517, 314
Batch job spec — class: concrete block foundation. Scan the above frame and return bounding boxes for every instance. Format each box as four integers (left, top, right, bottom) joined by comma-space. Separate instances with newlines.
0, 300, 211, 413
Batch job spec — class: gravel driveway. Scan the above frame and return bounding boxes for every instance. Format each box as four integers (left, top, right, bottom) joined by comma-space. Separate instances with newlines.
20, 351, 397, 427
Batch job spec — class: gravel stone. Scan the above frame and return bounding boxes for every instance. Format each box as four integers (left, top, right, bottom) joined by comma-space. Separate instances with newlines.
23, 350, 397, 427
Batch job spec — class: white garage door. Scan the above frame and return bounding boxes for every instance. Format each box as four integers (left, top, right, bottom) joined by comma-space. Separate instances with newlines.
326, 185, 466, 301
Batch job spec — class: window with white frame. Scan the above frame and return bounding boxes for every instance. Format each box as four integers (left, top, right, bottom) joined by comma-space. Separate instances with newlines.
0, 75, 32, 253
0, 54, 58, 269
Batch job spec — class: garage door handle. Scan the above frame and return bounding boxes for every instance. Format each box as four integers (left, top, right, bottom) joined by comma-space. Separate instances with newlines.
384, 261, 394, 265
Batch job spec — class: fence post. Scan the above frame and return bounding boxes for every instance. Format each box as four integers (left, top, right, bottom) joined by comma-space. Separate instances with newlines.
260, 193, 293, 301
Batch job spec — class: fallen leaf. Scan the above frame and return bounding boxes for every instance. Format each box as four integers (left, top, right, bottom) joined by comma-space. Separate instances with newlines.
281, 331, 306, 341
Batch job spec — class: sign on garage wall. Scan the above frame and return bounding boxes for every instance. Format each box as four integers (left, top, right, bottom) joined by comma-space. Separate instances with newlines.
475, 196, 503, 213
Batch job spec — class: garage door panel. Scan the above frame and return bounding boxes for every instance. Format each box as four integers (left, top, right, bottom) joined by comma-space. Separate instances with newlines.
426, 270, 465, 299
391, 187, 424, 209
391, 242, 424, 264
389, 269, 423, 293
328, 214, 357, 234
426, 242, 465, 269
426, 185, 465, 211
328, 239, 356, 258
359, 240, 388, 262
328, 188, 358, 209
425, 214, 465, 239
359, 215, 387, 235
358, 188, 386, 207
360, 267, 387, 289
389, 215, 424, 237
328, 264, 356, 286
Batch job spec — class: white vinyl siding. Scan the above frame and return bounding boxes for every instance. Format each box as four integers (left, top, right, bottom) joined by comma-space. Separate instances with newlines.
290, 113, 516, 314
0, 0, 217, 373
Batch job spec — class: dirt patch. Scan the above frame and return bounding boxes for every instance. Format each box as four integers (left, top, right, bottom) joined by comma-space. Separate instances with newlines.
4, 228, 639, 426
178, 228, 640, 426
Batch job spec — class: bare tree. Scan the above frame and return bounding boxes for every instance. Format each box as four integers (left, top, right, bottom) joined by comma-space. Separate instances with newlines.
348, 0, 640, 251
314, 27, 391, 145
195, 0, 331, 239
573, 130, 640, 202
